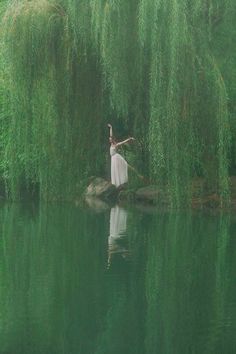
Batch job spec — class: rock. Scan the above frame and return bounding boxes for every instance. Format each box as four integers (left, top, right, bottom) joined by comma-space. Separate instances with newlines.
118, 189, 135, 202
85, 177, 117, 201
135, 185, 159, 203
191, 193, 222, 209
202, 194, 221, 208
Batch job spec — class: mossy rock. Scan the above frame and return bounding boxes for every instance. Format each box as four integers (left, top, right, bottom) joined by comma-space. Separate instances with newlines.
118, 188, 136, 202
135, 185, 159, 204
85, 177, 118, 201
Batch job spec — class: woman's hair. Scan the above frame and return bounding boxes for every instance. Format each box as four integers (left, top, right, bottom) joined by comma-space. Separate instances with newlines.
109, 136, 117, 144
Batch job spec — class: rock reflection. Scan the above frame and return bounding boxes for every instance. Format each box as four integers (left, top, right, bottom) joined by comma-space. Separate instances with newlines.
108, 205, 130, 268
85, 196, 110, 212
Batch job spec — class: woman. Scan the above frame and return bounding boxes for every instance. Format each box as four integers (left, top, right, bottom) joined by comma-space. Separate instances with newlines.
108, 124, 134, 187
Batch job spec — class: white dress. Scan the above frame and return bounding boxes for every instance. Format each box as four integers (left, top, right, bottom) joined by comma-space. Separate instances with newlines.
110, 145, 128, 187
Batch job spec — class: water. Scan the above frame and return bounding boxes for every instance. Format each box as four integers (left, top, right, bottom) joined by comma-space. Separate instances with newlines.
0, 202, 235, 354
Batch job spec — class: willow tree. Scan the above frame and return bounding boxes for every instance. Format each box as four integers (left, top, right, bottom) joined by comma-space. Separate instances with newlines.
1, 0, 235, 205
138, 0, 232, 204
2, 0, 104, 200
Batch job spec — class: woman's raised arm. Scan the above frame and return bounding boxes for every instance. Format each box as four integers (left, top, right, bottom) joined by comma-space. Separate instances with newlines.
108, 124, 113, 138
116, 137, 135, 147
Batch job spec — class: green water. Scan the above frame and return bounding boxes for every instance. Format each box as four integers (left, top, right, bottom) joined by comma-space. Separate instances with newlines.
0, 202, 235, 354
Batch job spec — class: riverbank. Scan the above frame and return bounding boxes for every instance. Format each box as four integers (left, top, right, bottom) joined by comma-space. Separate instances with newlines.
85, 176, 236, 211
1, 176, 236, 211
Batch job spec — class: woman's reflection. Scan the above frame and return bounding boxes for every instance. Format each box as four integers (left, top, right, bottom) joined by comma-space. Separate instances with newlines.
108, 205, 130, 268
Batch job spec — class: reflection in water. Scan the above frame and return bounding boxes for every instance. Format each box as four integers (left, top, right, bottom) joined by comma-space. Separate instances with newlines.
0, 204, 235, 354
108, 206, 129, 268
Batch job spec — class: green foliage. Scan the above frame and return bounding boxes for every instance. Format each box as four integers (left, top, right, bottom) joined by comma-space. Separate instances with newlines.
0, 0, 235, 205
1, 0, 104, 200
